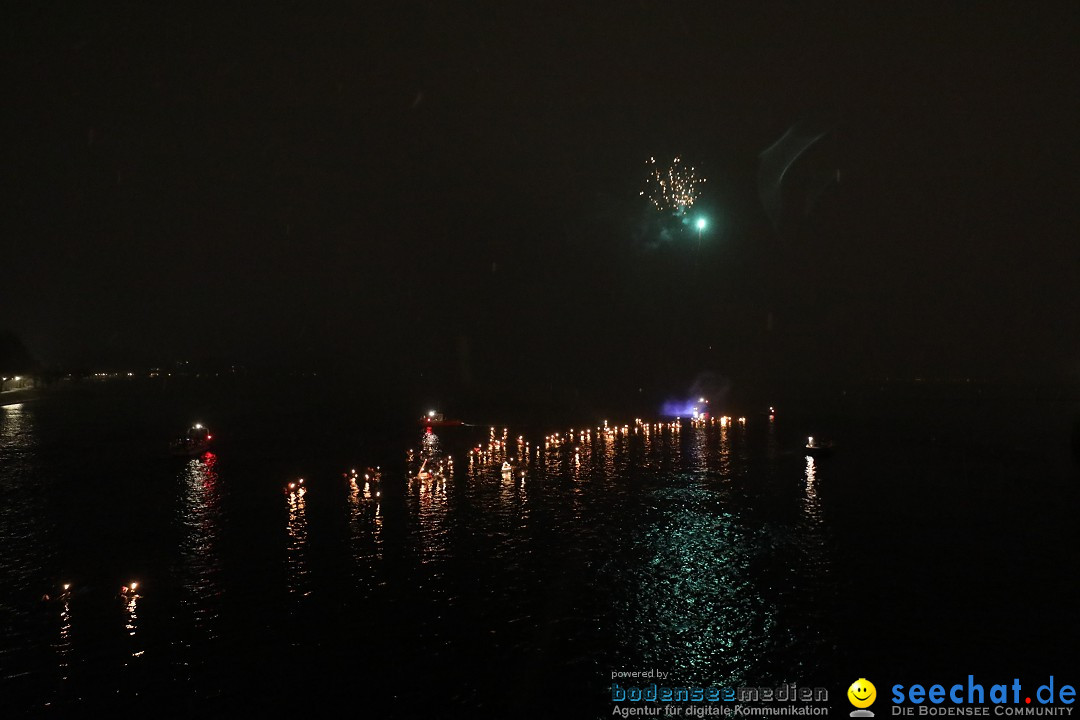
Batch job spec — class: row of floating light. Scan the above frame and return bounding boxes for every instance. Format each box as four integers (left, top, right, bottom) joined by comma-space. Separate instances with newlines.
467, 414, 746, 472
468, 426, 513, 466
281, 465, 386, 496
42, 581, 140, 602
411, 408, 779, 485
42, 581, 144, 661
41, 456, 404, 647
347, 467, 382, 500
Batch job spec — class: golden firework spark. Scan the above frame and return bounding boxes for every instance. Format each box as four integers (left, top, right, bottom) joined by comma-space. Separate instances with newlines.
640, 156, 705, 215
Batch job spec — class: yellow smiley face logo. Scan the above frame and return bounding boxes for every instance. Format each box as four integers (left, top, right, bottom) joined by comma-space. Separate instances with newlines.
848, 679, 877, 708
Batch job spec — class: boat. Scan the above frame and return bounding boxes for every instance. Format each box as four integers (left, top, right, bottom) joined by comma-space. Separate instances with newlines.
170, 424, 212, 457
419, 410, 464, 428
416, 459, 442, 481
804, 436, 834, 457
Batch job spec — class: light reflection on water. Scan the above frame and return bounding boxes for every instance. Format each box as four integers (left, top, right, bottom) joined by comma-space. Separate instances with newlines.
612, 486, 777, 686
794, 454, 831, 642
804, 456, 822, 524
717, 422, 732, 478
285, 486, 310, 604
0, 404, 48, 599
410, 429, 453, 566
689, 420, 708, 473
122, 588, 142, 661
55, 596, 72, 681
346, 470, 383, 590
1, 402, 854, 712
177, 453, 223, 636
0, 387, 1073, 716
0, 402, 55, 692
592, 419, 836, 687
410, 472, 449, 564
169, 452, 224, 688
766, 414, 780, 475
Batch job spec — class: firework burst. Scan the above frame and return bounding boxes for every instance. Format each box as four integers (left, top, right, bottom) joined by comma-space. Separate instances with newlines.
640, 156, 705, 216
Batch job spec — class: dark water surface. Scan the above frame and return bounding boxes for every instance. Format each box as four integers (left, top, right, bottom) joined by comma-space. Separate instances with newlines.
1, 381, 1077, 717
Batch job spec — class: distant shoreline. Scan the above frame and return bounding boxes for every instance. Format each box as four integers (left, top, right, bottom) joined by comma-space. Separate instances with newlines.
0, 388, 39, 406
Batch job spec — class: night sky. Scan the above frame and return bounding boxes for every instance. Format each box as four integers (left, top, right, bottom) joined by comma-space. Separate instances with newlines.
5, 3, 1078, 394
